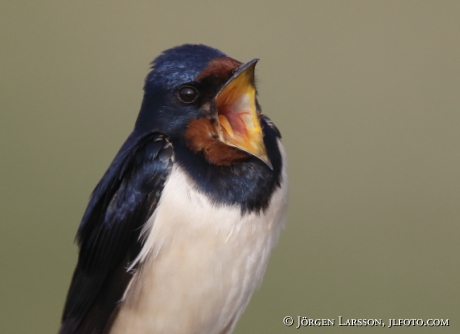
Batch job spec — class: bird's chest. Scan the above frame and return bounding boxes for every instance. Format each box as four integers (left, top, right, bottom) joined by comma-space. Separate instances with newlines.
110, 166, 286, 334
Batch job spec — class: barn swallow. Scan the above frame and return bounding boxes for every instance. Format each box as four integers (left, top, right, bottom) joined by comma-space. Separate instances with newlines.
59, 44, 288, 334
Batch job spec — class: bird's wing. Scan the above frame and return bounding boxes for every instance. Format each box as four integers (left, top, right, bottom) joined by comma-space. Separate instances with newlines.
59, 132, 173, 334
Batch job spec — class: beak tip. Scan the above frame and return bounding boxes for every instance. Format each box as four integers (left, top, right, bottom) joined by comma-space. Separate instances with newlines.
259, 155, 273, 170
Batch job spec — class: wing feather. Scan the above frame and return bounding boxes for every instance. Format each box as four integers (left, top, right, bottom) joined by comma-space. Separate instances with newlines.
59, 132, 173, 334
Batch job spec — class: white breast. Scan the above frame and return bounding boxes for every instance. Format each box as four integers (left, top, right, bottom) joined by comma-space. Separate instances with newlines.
111, 141, 288, 334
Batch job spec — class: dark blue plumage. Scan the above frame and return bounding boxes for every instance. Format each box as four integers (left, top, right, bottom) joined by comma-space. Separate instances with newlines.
136, 45, 226, 135
137, 45, 283, 213
60, 133, 173, 333
146, 44, 226, 88
60, 44, 285, 334
174, 115, 282, 213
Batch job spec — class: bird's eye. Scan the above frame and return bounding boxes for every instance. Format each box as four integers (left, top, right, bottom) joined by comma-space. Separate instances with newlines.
178, 86, 199, 103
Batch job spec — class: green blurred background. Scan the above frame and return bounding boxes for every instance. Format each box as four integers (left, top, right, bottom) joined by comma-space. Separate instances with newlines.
1, 1, 459, 333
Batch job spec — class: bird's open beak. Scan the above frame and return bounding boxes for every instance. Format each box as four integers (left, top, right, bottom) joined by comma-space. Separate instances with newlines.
215, 59, 271, 168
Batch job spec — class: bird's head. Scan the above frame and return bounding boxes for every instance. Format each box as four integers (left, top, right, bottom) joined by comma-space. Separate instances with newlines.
135, 44, 270, 168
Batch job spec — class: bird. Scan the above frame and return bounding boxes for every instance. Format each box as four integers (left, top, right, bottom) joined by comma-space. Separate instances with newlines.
59, 44, 288, 334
